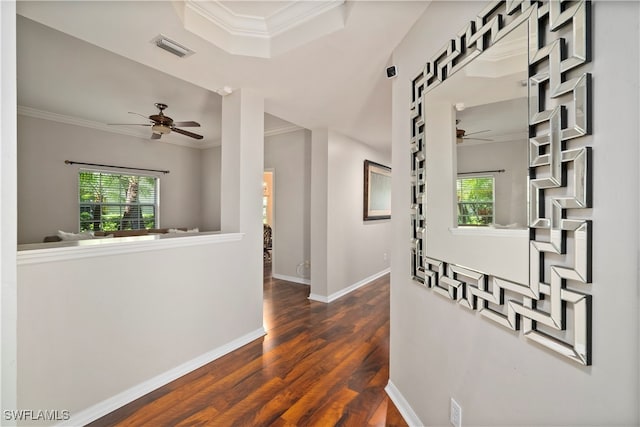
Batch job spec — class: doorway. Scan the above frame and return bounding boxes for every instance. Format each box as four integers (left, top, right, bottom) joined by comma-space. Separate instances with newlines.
263, 170, 274, 226
263, 170, 274, 270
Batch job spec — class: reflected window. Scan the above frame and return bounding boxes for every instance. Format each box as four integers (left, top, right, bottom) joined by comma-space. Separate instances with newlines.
457, 176, 494, 226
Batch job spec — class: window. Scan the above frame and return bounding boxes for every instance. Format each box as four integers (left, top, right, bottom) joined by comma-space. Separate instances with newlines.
457, 176, 494, 226
79, 170, 158, 232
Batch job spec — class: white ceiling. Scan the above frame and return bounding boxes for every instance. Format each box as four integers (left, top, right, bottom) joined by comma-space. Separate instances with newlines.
16, 1, 431, 151
457, 97, 528, 144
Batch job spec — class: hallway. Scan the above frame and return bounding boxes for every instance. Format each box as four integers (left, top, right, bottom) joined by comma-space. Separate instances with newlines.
88, 266, 406, 426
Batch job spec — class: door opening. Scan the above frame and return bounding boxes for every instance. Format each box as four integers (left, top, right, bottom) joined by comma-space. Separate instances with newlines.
263, 171, 274, 265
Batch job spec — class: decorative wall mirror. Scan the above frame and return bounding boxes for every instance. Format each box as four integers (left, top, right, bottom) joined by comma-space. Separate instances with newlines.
410, 0, 592, 365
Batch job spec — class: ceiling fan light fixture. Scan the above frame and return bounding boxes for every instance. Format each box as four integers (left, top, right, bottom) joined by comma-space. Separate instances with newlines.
152, 124, 171, 135
112, 104, 203, 141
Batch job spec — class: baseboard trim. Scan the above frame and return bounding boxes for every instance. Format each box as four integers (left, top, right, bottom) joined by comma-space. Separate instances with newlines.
308, 293, 330, 303
385, 380, 423, 427
59, 327, 266, 427
272, 273, 311, 286
309, 268, 390, 304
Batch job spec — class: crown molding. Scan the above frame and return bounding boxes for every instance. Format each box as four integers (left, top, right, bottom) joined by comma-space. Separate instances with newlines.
18, 105, 144, 139
266, 1, 344, 37
264, 124, 303, 138
18, 106, 208, 150
178, 0, 345, 58
186, 1, 344, 38
186, 1, 269, 38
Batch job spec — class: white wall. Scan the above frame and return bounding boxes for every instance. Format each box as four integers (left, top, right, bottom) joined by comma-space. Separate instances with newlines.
17, 115, 206, 244
389, 1, 640, 425
201, 145, 221, 232
325, 131, 391, 297
1, 0, 18, 416
264, 129, 311, 282
17, 236, 263, 424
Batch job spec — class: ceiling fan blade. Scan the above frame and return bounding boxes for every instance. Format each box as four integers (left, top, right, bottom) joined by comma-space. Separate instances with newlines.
128, 111, 152, 120
463, 137, 493, 141
107, 123, 152, 126
172, 121, 200, 127
171, 127, 203, 140
151, 133, 161, 140
464, 129, 491, 137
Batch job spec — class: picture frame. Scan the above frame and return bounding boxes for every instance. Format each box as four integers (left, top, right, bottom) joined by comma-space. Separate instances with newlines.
363, 160, 391, 221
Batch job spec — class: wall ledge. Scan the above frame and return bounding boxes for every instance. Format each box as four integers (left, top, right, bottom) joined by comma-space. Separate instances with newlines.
385, 380, 424, 427
57, 327, 266, 427
17, 232, 244, 265
449, 226, 528, 238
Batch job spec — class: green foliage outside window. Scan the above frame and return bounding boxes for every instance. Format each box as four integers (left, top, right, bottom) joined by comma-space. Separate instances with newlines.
79, 171, 158, 232
457, 176, 494, 226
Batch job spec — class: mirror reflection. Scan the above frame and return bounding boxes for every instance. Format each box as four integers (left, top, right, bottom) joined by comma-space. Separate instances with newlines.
420, 21, 531, 283
428, 24, 529, 230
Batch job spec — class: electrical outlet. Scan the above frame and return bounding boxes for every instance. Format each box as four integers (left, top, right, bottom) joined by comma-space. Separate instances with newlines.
450, 398, 462, 427
383, 252, 388, 261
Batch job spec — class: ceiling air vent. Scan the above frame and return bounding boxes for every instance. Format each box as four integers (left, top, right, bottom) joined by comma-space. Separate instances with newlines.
152, 35, 194, 58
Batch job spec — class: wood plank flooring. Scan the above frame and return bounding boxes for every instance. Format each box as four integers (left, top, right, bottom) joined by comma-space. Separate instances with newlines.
87, 265, 406, 426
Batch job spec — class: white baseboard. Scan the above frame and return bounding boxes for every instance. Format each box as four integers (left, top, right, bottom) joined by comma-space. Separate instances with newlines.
271, 273, 310, 285
308, 293, 329, 303
309, 268, 390, 303
385, 380, 423, 427
59, 327, 266, 427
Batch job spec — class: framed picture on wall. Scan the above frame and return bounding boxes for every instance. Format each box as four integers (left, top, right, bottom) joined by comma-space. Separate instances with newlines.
363, 160, 391, 221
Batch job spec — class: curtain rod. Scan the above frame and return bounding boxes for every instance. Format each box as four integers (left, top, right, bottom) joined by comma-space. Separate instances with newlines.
458, 169, 505, 175
65, 160, 169, 174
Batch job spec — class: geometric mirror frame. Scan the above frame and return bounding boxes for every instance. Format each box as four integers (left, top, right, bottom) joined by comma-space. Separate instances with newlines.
409, 0, 592, 365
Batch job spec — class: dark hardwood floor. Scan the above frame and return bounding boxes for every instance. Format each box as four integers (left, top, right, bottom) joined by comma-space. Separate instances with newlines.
88, 263, 406, 426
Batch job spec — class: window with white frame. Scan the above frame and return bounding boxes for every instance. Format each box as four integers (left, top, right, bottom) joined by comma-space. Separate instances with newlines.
456, 175, 494, 226
79, 170, 158, 232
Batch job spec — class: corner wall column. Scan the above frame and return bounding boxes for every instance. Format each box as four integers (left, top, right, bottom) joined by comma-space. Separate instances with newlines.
310, 128, 329, 299
220, 89, 264, 306
220, 89, 264, 235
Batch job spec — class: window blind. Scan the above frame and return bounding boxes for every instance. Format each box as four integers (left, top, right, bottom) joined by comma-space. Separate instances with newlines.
456, 176, 494, 226
79, 170, 158, 232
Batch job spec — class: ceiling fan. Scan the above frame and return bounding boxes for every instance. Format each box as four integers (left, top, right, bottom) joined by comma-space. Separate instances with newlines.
456, 119, 492, 144
109, 103, 203, 140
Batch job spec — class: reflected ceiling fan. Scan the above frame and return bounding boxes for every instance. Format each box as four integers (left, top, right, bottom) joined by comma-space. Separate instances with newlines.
456, 119, 492, 144
109, 103, 203, 140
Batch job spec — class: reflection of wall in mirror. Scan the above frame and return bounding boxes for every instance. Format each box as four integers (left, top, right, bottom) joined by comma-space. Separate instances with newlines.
457, 139, 527, 227
369, 171, 391, 211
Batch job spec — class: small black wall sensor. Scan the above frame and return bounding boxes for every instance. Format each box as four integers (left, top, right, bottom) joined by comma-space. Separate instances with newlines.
386, 65, 397, 79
